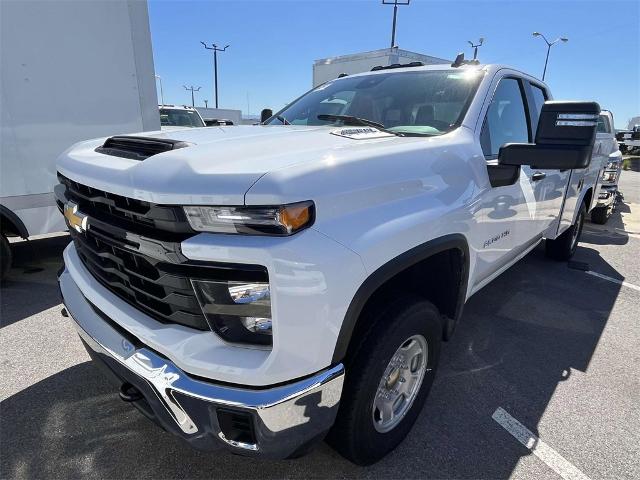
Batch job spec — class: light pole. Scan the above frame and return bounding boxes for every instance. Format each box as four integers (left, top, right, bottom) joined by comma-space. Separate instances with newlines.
382, 0, 410, 48
200, 42, 229, 108
468, 37, 484, 60
532, 32, 568, 81
155, 75, 164, 105
183, 85, 201, 107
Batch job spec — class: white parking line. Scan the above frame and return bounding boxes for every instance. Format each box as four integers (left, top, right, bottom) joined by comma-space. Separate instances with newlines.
492, 407, 591, 480
586, 270, 640, 292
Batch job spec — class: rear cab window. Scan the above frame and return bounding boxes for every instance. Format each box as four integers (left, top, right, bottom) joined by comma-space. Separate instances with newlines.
597, 115, 612, 134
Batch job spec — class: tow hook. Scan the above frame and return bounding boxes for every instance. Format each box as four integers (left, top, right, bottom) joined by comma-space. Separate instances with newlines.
119, 382, 144, 403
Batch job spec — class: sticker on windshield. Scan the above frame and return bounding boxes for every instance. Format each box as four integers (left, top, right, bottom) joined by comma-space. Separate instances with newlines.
331, 127, 395, 140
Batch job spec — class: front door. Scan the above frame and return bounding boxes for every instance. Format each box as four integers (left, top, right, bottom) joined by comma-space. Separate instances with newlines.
472, 76, 540, 287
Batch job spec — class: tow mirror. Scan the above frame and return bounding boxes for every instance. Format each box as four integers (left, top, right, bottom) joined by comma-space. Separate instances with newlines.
260, 108, 273, 123
498, 101, 600, 170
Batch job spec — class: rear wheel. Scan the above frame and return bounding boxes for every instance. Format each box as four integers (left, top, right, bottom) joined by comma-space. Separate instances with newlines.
545, 202, 585, 261
326, 295, 441, 465
590, 205, 609, 225
0, 233, 12, 282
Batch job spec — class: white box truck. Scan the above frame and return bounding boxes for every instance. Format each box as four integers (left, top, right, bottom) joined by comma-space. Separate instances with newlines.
313, 47, 450, 87
0, 0, 159, 279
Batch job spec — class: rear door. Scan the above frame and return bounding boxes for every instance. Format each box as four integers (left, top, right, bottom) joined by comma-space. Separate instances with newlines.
522, 81, 570, 236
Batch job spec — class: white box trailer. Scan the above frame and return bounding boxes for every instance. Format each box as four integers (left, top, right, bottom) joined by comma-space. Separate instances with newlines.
0, 0, 159, 279
196, 107, 243, 126
313, 47, 450, 87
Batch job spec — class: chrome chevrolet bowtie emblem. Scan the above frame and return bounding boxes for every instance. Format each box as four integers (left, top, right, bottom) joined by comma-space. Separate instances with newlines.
63, 201, 89, 233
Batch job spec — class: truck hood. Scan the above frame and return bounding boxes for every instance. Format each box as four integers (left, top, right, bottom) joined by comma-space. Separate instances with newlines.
56, 125, 417, 205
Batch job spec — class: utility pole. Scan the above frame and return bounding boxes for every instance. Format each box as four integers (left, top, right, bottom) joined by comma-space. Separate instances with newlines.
183, 85, 201, 107
532, 32, 568, 81
155, 75, 164, 105
467, 37, 484, 60
200, 42, 230, 108
382, 0, 410, 48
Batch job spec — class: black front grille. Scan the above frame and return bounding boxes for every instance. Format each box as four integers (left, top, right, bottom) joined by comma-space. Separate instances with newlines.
57, 174, 192, 236
57, 174, 268, 331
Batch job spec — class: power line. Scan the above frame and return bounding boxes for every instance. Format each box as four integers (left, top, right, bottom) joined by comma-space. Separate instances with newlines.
200, 42, 230, 108
382, 0, 410, 48
183, 85, 201, 107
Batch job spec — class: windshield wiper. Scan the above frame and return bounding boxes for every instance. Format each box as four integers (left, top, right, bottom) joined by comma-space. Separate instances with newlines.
275, 115, 290, 125
317, 114, 403, 136
317, 114, 384, 130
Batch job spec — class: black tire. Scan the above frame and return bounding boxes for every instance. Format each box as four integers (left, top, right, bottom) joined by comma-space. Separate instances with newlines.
545, 202, 586, 261
590, 206, 609, 225
0, 233, 12, 282
326, 295, 442, 465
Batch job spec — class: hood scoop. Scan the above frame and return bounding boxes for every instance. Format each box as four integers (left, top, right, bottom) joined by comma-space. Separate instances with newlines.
95, 135, 193, 161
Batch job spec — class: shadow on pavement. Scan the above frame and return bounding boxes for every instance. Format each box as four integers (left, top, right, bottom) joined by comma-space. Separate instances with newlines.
0, 235, 70, 327
0, 239, 623, 479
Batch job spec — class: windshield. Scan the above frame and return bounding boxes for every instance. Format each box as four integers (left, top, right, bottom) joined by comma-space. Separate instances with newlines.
160, 109, 204, 128
267, 69, 484, 136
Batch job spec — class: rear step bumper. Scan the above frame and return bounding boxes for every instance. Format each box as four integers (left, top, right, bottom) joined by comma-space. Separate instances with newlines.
59, 267, 344, 459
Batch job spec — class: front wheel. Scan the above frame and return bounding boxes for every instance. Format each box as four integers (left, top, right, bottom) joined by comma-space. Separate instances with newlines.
590, 205, 609, 225
545, 202, 586, 261
0, 233, 12, 282
326, 295, 441, 465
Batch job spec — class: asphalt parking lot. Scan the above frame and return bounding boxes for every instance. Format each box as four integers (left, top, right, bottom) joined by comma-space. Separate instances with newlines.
1, 168, 639, 480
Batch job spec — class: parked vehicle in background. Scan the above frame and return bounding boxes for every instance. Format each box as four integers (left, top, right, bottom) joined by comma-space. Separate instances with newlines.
204, 119, 234, 126
591, 111, 623, 224
0, 0, 159, 281
196, 107, 243, 126
616, 124, 640, 154
56, 62, 603, 465
159, 105, 205, 130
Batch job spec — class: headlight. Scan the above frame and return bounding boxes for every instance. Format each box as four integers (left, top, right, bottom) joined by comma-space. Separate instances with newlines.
183, 201, 314, 235
191, 279, 272, 346
605, 161, 617, 170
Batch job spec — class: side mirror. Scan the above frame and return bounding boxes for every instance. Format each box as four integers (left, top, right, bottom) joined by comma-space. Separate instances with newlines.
499, 101, 600, 170
260, 108, 273, 124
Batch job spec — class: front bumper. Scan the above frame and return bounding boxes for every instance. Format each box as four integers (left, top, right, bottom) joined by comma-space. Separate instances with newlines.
59, 268, 345, 459
596, 184, 618, 208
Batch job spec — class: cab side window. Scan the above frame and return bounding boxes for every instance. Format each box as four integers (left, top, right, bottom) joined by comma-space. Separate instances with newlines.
528, 84, 548, 133
480, 78, 530, 158
597, 115, 612, 133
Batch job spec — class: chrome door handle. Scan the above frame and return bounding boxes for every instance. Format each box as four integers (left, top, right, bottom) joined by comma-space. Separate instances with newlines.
532, 172, 546, 181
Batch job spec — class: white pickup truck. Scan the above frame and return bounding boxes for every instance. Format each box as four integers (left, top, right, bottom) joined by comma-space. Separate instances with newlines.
56, 63, 603, 465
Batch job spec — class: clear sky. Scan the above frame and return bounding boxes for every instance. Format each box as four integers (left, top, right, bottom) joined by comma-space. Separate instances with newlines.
148, 0, 639, 128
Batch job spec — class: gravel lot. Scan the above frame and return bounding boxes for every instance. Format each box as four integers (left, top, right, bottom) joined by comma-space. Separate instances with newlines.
1, 169, 639, 479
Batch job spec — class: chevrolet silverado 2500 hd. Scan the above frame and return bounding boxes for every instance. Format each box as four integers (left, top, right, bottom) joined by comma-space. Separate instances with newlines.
56, 63, 602, 465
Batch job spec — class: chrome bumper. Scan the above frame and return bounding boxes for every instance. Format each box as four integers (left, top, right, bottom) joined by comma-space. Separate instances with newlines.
59, 268, 344, 459
596, 184, 618, 208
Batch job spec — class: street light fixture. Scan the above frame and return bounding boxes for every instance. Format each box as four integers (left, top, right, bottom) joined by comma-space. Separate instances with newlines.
467, 37, 484, 60
382, 0, 410, 49
532, 32, 568, 81
200, 42, 230, 108
155, 75, 164, 105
